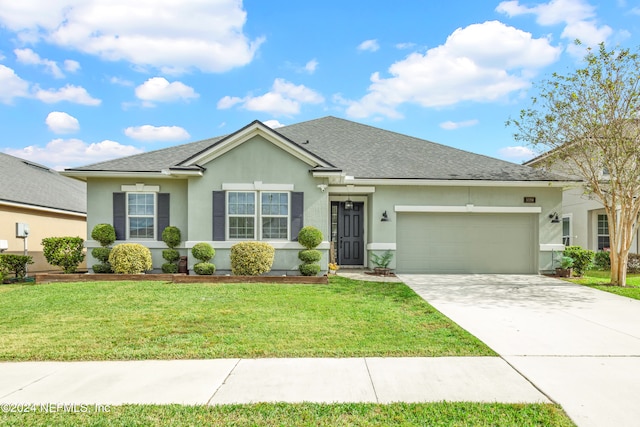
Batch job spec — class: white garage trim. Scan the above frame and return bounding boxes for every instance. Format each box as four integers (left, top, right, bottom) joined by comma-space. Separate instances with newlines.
366, 243, 396, 250
395, 204, 542, 214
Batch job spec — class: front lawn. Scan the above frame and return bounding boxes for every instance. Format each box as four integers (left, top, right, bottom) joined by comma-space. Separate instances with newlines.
567, 270, 640, 300
0, 276, 493, 361
0, 402, 576, 427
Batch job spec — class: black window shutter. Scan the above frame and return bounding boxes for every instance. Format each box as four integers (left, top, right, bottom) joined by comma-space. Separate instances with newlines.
113, 192, 126, 240
157, 193, 170, 240
212, 191, 226, 241
290, 191, 304, 241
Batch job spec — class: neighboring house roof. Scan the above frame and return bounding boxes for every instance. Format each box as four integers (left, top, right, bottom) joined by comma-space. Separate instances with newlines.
65, 116, 568, 182
0, 152, 86, 215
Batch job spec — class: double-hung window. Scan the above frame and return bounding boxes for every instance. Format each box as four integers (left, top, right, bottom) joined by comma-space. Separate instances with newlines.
227, 191, 289, 240
597, 214, 610, 250
127, 193, 156, 239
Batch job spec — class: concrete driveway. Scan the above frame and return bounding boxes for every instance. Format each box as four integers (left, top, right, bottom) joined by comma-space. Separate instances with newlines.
400, 274, 640, 427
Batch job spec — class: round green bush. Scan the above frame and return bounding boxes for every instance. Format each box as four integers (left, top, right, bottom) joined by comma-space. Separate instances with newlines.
162, 249, 180, 263
91, 224, 116, 247
192, 242, 215, 262
299, 263, 321, 276
162, 262, 179, 273
298, 249, 322, 263
91, 247, 111, 263
92, 263, 112, 274
108, 243, 152, 274
162, 226, 182, 249
194, 262, 216, 275
230, 242, 275, 275
297, 226, 323, 249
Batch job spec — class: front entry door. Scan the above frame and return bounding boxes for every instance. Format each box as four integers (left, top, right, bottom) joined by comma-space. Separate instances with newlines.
337, 202, 364, 265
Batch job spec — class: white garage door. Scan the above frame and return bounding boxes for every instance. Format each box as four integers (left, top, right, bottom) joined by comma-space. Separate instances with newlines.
396, 212, 537, 274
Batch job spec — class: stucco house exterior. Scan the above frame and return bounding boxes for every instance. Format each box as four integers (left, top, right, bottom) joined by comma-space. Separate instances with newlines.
0, 153, 86, 273
63, 116, 569, 274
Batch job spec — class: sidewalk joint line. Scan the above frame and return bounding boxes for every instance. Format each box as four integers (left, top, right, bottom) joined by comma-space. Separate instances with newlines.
363, 358, 380, 403
206, 358, 242, 405
499, 355, 558, 405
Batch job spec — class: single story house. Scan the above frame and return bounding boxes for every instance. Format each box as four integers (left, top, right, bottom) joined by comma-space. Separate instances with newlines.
0, 152, 86, 273
63, 116, 570, 274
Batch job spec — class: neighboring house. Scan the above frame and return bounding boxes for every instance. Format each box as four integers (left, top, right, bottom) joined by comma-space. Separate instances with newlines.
63, 116, 570, 274
524, 156, 640, 254
0, 153, 87, 273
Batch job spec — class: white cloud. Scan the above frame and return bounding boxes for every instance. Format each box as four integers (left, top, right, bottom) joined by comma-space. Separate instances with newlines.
305, 59, 318, 74
345, 21, 560, 119
218, 78, 324, 116
263, 120, 285, 129
14, 48, 64, 78
34, 84, 101, 105
496, 0, 612, 55
5, 138, 143, 170
358, 39, 380, 52
0, 0, 264, 74
46, 111, 80, 134
124, 125, 190, 142
109, 76, 133, 86
440, 119, 479, 130
0, 64, 29, 104
396, 42, 416, 50
63, 59, 80, 73
135, 77, 199, 106
498, 145, 536, 160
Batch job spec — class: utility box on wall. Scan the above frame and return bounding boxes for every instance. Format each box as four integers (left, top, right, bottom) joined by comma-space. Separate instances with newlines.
16, 223, 30, 238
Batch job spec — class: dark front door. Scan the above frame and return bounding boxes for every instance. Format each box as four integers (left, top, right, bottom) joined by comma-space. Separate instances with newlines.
337, 202, 364, 265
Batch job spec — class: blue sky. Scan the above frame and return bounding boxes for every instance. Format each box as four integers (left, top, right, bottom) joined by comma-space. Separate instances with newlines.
0, 0, 638, 170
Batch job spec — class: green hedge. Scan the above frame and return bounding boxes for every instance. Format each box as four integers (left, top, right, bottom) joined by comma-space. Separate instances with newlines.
230, 242, 275, 276
108, 243, 152, 274
41, 237, 85, 274
0, 254, 33, 279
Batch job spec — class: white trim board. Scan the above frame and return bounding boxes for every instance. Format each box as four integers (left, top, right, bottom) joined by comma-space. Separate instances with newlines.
395, 205, 543, 214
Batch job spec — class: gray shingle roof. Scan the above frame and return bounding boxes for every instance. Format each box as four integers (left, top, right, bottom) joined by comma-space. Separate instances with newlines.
67, 116, 566, 182
0, 153, 86, 214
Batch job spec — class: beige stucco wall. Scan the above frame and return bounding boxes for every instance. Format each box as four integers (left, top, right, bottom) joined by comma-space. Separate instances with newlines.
0, 204, 86, 273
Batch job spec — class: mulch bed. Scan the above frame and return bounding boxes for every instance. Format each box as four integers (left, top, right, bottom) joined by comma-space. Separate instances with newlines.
34, 273, 328, 284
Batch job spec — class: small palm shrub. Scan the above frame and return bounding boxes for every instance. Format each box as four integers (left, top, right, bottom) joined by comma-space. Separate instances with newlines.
191, 242, 215, 275
297, 226, 323, 276
230, 241, 275, 275
108, 243, 152, 274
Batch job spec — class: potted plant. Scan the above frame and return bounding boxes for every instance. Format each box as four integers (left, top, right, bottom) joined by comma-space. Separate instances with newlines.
556, 256, 574, 278
370, 250, 393, 276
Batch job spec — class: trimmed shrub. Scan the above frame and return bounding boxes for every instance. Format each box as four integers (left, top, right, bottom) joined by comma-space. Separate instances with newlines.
162, 262, 179, 274
0, 254, 33, 279
91, 224, 116, 246
108, 243, 152, 274
194, 262, 216, 275
92, 263, 112, 274
628, 253, 640, 274
162, 226, 181, 249
41, 236, 86, 274
594, 251, 611, 270
192, 242, 215, 263
297, 226, 323, 250
298, 249, 322, 263
563, 245, 594, 277
162, 249, 180, 263
299, 263, 321, 276
230, 241, 275, 276
91, 247, 111, 263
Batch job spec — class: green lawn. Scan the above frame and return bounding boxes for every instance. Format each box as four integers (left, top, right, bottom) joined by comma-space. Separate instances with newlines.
0, 276, 493, 361
568, 270, 640, 300
0, 402, 576, 427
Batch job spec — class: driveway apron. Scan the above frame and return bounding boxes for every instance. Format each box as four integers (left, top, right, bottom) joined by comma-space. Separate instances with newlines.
400, 274, 640, 427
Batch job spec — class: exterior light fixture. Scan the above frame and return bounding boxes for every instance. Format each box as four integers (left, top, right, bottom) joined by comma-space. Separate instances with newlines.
381, 211, 390, 222
344, 198, 353, 210
549, 212, 560, 223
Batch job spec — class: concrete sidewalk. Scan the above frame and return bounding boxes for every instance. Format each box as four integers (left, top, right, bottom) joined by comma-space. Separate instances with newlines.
0, 357, 549, 406
401, 274, 640, 427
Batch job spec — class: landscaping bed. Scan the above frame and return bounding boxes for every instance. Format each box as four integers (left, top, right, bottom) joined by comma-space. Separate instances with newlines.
34, 273, 328, 284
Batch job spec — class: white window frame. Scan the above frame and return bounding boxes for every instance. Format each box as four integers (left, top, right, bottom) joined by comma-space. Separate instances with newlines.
597, 213, 610, 250
126, 192, 157, 240
226, 190, 290, 241
562, 214, 572, 246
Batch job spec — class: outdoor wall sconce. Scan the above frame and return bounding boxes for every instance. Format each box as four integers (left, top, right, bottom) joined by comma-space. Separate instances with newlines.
381, 211, 390, 222
549, 212, 560, 223
344, 199, 353, 210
